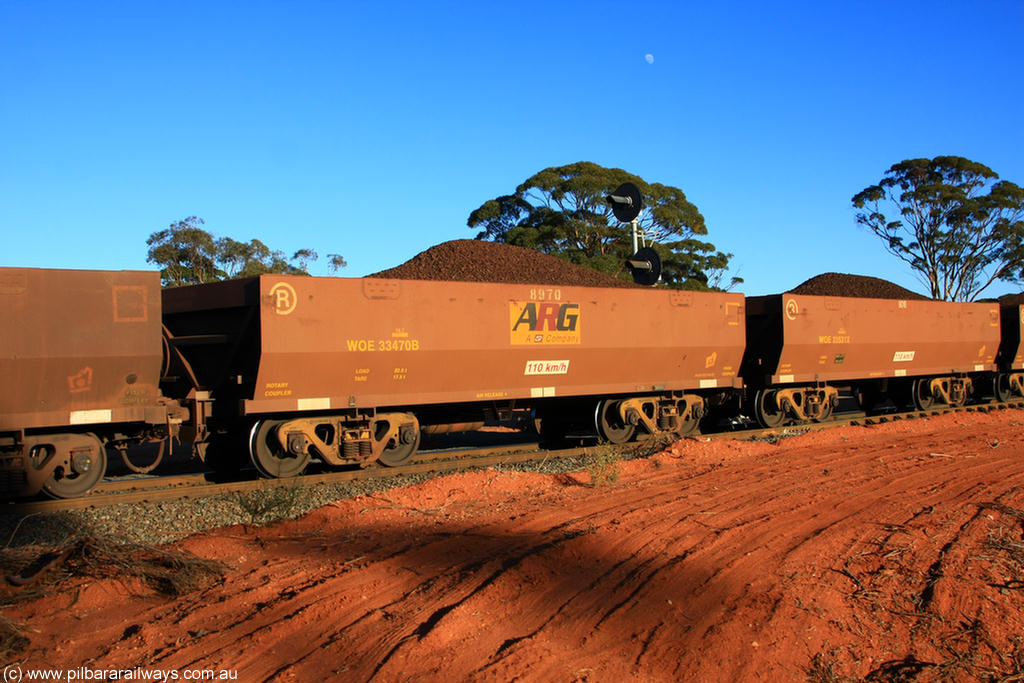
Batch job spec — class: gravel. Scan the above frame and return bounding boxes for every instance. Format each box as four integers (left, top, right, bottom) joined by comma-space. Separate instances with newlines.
0, 438, 670, 550
0, 475, 432, 549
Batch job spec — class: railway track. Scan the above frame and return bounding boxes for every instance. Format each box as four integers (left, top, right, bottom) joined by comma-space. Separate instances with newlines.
4, 400, 1022, 517
1, 440, 588, 515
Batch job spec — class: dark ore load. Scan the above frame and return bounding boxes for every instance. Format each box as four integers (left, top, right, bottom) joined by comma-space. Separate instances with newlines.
789, 272, 928, 300
369, 239, 640, 288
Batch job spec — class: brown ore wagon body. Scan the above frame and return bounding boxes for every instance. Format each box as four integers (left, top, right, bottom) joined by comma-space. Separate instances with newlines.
743, 294, 1000, 384
164, 275, 746, 409
740, 293, 1001, 425
162, 275, 745, 472
0, 268, 174, 498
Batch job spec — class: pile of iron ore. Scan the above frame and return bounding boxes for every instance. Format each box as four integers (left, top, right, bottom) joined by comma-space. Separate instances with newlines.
999, 292, 1024, 305
369, 239, 639, 288
789, 272, 928, 300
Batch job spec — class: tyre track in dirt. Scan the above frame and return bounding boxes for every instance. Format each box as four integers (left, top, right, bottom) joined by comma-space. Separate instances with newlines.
8, 410, 1024, 682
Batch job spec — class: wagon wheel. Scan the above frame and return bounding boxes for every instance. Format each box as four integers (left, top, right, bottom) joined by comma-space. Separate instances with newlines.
596, 400, 635, 444
912, 378, 936, 411
812, 395, 835, 423
42, 433, 107, 499
754, 389, 786, 428
993, 374, 1012, 403
674, 401, 700, 436
1013, 375, 1024, 400
249, 420, 309, 478
377, 425, 421, 467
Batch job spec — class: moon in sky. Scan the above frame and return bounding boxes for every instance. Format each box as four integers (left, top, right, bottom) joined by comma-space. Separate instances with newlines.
644, 53, 654, 64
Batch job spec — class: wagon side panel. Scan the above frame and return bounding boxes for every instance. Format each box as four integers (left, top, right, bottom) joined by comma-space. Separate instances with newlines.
243, 276, 746, 413
770, 295, 999, 384
0, 268, 163, 431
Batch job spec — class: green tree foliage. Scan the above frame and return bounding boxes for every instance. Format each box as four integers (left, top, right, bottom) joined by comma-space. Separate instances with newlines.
852, 156, 1024, 301
327, 253, 348, 273
147, 217, 342, 287
215, 236, 310, 279
145, 217, 221, 286
467, 162, 739, 290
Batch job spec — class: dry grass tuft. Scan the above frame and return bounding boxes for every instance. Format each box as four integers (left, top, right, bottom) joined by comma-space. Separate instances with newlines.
61, 537, 229, 596
2, 536, 229, 599
804, 651, 856, 683
0, 614, 30, 661
233, 482, 309, 525
0, 536, 229, 659
585, 445, 622, 487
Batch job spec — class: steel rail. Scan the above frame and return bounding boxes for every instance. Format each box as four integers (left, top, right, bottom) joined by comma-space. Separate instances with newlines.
1, 441, 586, 515
4, 400, 1022, 516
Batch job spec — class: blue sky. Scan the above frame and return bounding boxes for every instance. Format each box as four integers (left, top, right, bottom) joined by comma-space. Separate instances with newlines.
2, 0, 1022, 297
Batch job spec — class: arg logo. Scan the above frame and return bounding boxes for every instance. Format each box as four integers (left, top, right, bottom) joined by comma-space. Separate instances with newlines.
509, 302, 581, 345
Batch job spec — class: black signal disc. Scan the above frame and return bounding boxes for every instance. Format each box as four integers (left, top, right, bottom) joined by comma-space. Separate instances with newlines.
607, 183, 643, 222
629, 247, 662, 286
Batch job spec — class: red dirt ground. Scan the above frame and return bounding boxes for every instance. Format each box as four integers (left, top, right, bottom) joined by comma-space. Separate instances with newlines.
8, 410, 1024, 682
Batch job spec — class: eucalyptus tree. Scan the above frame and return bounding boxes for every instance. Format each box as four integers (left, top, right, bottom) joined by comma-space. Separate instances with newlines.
852, 156, 1024, 301
146, 217, 341, 287
468, 162, 739, 290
